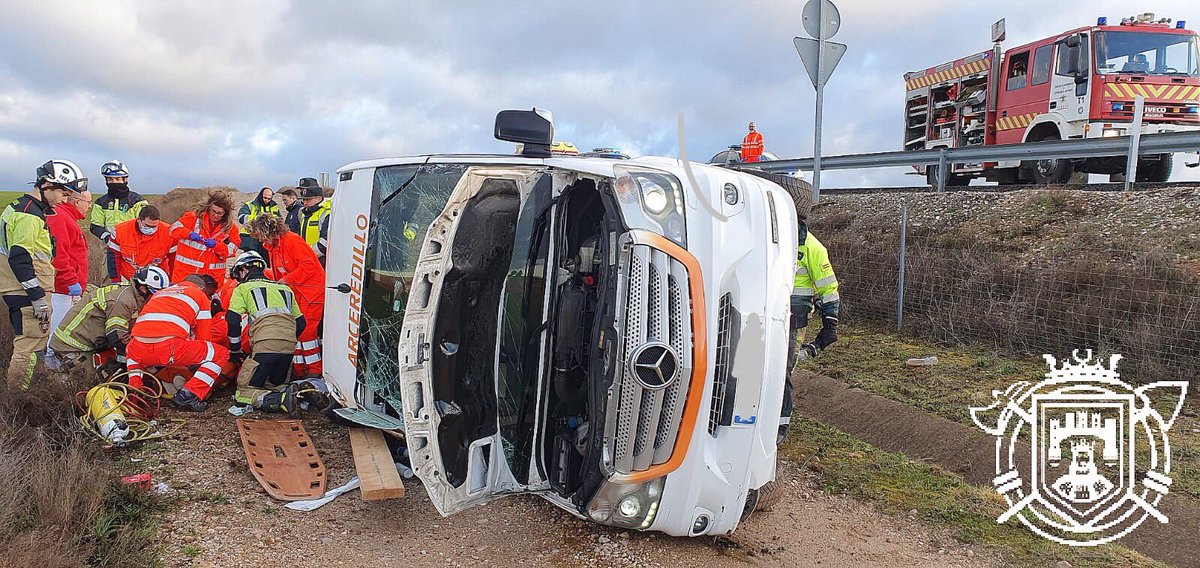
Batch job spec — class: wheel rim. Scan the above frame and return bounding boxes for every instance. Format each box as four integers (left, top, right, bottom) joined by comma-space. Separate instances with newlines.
1036, 159, 1058, 177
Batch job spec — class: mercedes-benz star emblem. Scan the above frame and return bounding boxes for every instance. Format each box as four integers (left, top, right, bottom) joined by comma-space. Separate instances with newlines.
630, 343, 680, 389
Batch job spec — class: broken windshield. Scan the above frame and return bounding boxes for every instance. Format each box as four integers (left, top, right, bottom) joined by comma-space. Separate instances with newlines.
357, 164, 467, 416
1095, 31, 1200, 76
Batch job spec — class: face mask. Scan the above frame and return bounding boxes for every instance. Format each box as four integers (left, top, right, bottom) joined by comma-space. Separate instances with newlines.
139, 223, 157, 235
107, 182, 129, 196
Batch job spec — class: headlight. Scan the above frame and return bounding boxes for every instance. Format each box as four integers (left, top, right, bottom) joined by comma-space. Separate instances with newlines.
1102, 128, 1123, 137
586, 477, 665, 530
614, 166, 687, 248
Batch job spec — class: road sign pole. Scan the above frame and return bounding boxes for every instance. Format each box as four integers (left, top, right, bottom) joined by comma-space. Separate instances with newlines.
813, 28, 825, 204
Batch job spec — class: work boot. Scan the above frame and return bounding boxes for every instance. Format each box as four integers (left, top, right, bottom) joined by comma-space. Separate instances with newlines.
260, 385, 297, 416
172, 388, 208, 412
293, 379, 330, 411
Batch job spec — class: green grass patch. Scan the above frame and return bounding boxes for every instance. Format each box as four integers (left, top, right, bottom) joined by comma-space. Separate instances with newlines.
89, 483, 166, 567
0, 190, 23, 209
806, 324, 1200, 501
783, 416, 1164, 568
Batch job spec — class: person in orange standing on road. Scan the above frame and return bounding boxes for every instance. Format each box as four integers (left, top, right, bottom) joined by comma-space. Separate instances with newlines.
741, 121, 764, 163
110, 205, 175, 282
125, 274, 228, 411
169, 192, 240, 286
246, 215, 325, 380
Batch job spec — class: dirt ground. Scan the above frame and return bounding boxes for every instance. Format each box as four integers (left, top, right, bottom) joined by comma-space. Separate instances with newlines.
134, 401, 1000, 568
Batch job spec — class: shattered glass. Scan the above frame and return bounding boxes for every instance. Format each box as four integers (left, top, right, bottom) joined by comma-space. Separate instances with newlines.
357, 164, 468, 416
496, 175, 552, 476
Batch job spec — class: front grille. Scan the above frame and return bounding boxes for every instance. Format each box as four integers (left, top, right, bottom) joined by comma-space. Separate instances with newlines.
605, 242, 693, 475
709, 294, 733, 436
1107, 100, 1200, 122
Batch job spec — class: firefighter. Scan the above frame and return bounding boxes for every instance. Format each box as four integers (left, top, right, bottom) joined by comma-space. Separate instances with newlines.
246, 215, 325, 380
279, 188, 302, 234
46, 181, 93, 333
126, 274, 228, 411
2, 160, 81, 388
225, 251, 306, 413
49, 267, 169, 378
110, 205, 174, 282
741, 122, 764, 163
169, 192, 241, 286
779, 218, 840, 444
296, 178, 331, 265
89, 160, 148, 283
236, 187, 279, 260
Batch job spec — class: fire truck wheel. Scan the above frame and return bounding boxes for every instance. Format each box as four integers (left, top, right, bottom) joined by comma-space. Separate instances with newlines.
1025, 132, 1074, 184
1136, 153, 1173, 183
926, 166, 969, 188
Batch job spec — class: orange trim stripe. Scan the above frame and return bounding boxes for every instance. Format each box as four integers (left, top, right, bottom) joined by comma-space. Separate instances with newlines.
610, 230, 708, 485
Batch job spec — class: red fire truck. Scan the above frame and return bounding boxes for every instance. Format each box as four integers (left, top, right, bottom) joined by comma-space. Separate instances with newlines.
902, 13, 1200, 185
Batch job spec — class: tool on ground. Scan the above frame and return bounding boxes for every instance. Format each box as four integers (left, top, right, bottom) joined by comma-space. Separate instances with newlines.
76, 373, 186, 448
237, 418, 327, 501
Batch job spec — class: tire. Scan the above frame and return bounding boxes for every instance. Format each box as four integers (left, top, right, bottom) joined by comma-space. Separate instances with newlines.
926, 166, 969, 188
740, 480, 787, 522
1136, 154, 1173, 183
1024, 131, 1074, 184
744, 171, 813, 220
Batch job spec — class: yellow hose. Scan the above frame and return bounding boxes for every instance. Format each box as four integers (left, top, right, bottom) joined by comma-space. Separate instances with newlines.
77, 372, 186, 448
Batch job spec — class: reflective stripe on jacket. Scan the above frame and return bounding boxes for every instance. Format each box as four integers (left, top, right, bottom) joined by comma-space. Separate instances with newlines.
51, 283, 142, 352
112, 218, 175, 282
131, 281, 212, 340
0, 195, 55, 299
168, 210, 241, 284
237, 200, 280, 234
88, 191, 147, 239
300, 199, 331, 258
794, 230, 839, 304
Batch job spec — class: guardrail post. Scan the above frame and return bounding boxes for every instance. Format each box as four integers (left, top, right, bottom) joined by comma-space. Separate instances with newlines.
897, 205, 907, 330
937, 148, 948, 192
1124, 95, 1145, 191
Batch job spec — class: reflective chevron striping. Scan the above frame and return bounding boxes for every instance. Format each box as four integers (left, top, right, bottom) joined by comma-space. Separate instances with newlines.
996, 113, 1039, 131
906, 58, 991, 91
1104, 83, 1200, 101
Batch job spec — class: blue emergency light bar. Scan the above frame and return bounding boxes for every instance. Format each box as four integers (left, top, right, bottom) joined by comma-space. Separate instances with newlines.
1178, 21, 1186, 29
1098, 17, 1108, 26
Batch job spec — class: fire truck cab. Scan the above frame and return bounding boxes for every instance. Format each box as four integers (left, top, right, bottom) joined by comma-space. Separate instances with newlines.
903, 13, 1200, 185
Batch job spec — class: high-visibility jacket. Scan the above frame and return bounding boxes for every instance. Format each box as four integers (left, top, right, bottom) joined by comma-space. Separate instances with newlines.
741, 131, 764, 163
794, 227, 839, 305
169, 210, 241, 284
88, 190, 147, 241
264, 231, 325, 374
131, 281, 213, 341
50, 283, 142, 355
300, 199, 331, 261
226, 277, 301, 352
46, 203, 88, 294
264, 232, 325, 310
111, 218, 175, 282
237, 191, 280, 234
0, 195, 55, 301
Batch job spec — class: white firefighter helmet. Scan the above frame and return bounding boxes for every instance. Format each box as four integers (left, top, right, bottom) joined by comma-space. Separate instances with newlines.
101, 160, 130, 178
35, 159, 88, 193
232, 251, 267, 272
133, 266, 170, 292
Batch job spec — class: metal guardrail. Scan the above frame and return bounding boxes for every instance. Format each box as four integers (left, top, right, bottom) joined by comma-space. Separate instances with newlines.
746, 128, 1200, 195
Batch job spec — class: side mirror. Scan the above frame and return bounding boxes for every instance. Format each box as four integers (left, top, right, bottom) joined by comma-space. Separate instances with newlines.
1065, 34, 1081, 48
495, 109, 554, 158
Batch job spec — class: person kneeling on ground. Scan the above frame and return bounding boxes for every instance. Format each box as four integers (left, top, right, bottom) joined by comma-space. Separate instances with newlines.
225, 251, 306, 413
126, 274, 228, 411
48, 267, 170, 378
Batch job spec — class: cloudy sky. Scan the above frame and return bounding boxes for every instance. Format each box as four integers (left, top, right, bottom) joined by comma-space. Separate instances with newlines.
1, 0, 1197, 192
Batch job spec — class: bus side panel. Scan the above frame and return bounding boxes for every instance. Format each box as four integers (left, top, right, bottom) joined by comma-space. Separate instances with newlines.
324, 167, 377, 409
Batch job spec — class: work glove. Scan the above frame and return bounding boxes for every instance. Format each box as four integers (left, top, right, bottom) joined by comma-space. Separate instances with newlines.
813, 316, 838, 351
67, 283, 83, 296
230, 351, 247, 365
203, 238, 218, 249
32, 297, 51, 332
189, 231, 203, 242
210, 297, 223, 313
